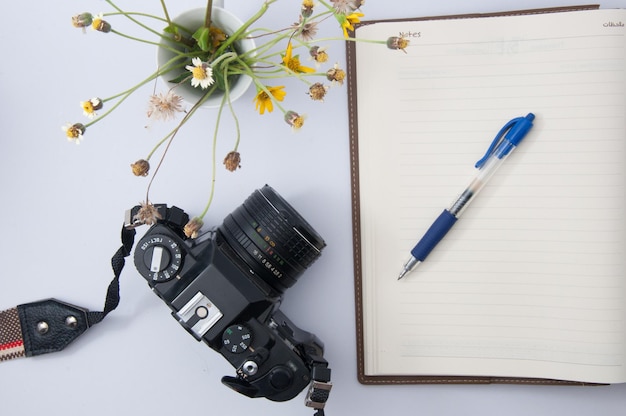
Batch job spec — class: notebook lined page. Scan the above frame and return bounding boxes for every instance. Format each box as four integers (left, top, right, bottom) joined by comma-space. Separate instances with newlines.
355, 9, 626, 383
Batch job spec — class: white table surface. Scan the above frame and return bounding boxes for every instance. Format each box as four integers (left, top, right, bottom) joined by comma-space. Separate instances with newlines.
1, 1, 625, 415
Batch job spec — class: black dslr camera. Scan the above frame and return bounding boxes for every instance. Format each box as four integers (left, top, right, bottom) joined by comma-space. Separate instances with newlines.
130, 185, 332, 413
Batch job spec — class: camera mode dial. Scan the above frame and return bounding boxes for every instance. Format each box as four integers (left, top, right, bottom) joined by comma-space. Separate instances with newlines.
222, 324, 253, 354
135, 234, 183, 283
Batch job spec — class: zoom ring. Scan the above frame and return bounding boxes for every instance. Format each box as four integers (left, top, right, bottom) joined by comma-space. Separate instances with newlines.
244, 192, 321, 267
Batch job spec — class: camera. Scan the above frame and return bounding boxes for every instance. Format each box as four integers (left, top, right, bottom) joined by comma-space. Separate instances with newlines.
129, 185, 332, 412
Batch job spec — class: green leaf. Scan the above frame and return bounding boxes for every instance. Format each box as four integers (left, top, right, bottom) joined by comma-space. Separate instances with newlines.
163, 24, 179, 36
213, 66, 227, 91
193, 27, 211, 52
167, 72, 189, 85
213, 67, 239, 92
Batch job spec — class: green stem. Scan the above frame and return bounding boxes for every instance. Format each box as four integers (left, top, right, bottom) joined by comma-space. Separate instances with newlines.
317, 0, 338, 12
314, 36, 387, 45
198, 86, 229, 220
159, 0, 171, 26
144, 86, 217, 203
105, 0, 165, 38
204, 0, 213, 28
103, 11, 169, 24
85, 69, 165, 128
211, 51, 237, 67
223, 65, 241, 152
145, 84, 218, 160
215, 0, 277, 56
109, 29, 162, 47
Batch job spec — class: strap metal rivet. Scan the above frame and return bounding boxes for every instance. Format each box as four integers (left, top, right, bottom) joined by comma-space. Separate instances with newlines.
36, 321, 49, 334
65, 316, 78, 328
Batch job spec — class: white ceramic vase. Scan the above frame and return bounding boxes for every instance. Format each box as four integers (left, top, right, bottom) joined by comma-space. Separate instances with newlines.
156, 7, 256, 108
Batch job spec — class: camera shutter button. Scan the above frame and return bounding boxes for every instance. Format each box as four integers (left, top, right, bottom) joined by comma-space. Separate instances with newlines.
268, 366, 293, 390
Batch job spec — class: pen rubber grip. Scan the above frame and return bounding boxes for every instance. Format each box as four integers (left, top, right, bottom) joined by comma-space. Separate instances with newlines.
410, 210, 458, 261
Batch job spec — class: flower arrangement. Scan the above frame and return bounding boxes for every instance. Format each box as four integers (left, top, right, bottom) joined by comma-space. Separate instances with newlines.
66, 0, 409, 234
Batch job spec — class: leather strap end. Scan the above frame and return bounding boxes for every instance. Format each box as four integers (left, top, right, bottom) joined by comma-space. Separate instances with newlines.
17, 299, 90, 357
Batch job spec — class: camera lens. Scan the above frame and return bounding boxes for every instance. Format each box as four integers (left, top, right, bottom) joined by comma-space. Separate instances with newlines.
219, 185, 326, 293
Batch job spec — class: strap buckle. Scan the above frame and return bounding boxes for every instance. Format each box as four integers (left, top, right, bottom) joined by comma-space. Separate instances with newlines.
304, 379, 332, 410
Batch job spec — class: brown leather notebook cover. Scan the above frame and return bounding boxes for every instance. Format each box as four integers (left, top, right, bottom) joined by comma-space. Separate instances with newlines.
346, 4, 603, 386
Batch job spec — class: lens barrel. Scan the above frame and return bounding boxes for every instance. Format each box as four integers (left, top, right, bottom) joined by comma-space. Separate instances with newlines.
219, 185, 326, 293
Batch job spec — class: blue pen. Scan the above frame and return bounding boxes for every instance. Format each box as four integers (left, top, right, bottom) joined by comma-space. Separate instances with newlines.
397, 113, 535, 280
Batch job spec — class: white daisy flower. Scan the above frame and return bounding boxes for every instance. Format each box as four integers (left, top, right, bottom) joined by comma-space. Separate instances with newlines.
62, 123, 85, 144
185, 57, 214, 89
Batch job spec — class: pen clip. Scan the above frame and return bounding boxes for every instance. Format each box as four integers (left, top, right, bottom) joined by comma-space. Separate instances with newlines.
475, 117, 522, 169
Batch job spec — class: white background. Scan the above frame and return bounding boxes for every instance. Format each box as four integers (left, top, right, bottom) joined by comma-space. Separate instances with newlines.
1, 1, 624, 415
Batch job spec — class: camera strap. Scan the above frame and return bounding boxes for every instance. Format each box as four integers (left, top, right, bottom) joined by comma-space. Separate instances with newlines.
0, 224, 136, 362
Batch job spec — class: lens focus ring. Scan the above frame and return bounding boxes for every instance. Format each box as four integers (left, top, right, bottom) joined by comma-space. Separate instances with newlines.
246, 194, 321, 266
218, 186, 325, 293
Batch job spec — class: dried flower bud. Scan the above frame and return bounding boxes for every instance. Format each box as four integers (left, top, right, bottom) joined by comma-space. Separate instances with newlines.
134, 202, 162, 226
72, 13, 93, 28
92, 14, 111, 33
331, 0, 364, 14
352, 0, 365, 10
308, 83, 329, 101
285, 111, 305, 130
223, 151, 241, 172
301, 0, 315, 18
309, 46, 329, 64
327, 64, 346, 85
131, 159, 150, 177
387, 36, 409, 53
184, 217, 204, 239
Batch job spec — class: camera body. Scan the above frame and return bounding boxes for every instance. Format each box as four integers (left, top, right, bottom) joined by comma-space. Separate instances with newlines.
131, 186, 331, 409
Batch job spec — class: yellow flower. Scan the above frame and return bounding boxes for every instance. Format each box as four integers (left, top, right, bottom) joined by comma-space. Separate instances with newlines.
340, 12, 364, 38
254, 85, 286, 115
282, 42, 315, 74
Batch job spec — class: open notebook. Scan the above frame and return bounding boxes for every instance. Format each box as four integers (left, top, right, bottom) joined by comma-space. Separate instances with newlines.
347, 6, 626, 385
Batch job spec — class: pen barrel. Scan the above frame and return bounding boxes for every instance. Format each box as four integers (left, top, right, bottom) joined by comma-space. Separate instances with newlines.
410, 210, 458, 261
449, 145, 513, 217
